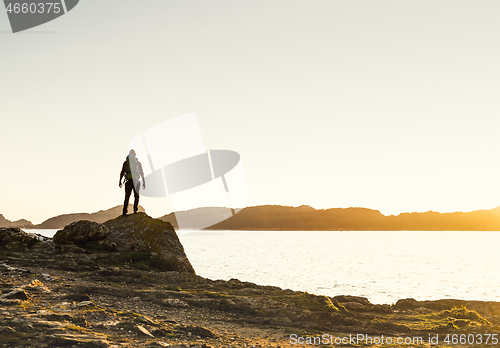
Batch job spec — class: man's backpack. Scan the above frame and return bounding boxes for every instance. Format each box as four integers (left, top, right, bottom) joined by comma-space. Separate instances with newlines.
126, 155, 140, 180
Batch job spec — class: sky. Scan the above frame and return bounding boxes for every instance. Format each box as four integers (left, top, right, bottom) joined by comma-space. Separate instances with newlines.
1, 1, 500, 224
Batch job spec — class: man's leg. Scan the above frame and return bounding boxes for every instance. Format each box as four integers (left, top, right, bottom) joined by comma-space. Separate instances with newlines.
123, 180, 133, 215
132, 179, 140, 213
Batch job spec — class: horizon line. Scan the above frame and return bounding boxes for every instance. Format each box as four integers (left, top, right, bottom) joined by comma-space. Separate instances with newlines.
4, 203, 500, 226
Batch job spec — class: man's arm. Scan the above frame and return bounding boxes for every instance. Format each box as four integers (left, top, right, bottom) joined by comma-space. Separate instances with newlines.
119, 161, 126, 188
138, 162, 146, 189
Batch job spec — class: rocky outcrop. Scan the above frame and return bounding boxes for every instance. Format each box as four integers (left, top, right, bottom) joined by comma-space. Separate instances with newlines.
394, 298, 420, 310
3, 213, 500, 346
104, 213, 195, 274
53, 221, 111, 245
48, 213, 195, 274
1, 213, 195, 275
0, 235, 498, 347
0, 228, 42, 250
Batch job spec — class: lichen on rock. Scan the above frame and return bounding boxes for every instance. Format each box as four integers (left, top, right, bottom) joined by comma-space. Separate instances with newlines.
104, 212, 195, 274
48, 213, 195, 274
0, 227, 41, 250
53, 220, 111, 245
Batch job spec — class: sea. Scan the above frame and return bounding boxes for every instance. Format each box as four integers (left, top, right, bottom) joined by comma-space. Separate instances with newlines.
24, 229, 500, 304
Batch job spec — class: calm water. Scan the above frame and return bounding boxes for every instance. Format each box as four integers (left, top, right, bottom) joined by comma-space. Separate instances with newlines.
27, 229, 500, 304
26, 229, 59, 238
179, 230, 500, 304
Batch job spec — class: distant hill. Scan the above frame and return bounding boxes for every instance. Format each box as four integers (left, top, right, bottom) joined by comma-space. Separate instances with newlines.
6, 204, 500, 231
0, 214, 34, 228
32, 205, 146, 229
158, 207, 238, 229
161, 205, 500, 231
204, 205, 387, 230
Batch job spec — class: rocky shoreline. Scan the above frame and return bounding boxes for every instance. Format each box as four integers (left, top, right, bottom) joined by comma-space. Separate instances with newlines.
1, 214, 499, 347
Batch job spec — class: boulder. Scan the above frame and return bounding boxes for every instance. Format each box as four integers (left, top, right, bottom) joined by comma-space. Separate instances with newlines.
180, 324, 217, 338
103, 213, 195, 274
0, 228, 40, 250
0, 289, 30, 301
342, 302, 365, 311
53, 221, 111, 245
393, 298, 419, 311
333, 295, 372, 306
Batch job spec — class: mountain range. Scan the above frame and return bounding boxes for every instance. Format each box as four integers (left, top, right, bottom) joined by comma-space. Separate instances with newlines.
0, 214, 33, 228
0, 205, 145, 230
160, 205, 500, 231
3, 204, 500, 231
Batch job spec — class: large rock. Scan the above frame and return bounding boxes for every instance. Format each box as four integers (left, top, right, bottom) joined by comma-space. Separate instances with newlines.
104, 213, 195, 274
53, 221, 111, 245
393, 298, 419, 311
0, 228, 40, 250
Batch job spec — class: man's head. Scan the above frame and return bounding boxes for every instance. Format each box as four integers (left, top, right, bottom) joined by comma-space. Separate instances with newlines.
129, 149, 136, 157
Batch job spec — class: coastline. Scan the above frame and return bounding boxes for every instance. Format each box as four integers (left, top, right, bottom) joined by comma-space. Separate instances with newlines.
2, 250, 499, 348
21, 228, 500, 305
1, 232, 499, 347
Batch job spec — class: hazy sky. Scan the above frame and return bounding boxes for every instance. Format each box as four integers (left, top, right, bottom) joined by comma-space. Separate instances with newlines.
2, 1, 500, 224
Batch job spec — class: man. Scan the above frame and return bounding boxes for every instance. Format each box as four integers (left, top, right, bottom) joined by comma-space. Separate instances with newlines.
119, 149, 146, 216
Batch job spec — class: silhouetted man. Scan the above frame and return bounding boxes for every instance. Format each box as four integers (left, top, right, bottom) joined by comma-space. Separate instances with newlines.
119, 149, 146, 216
